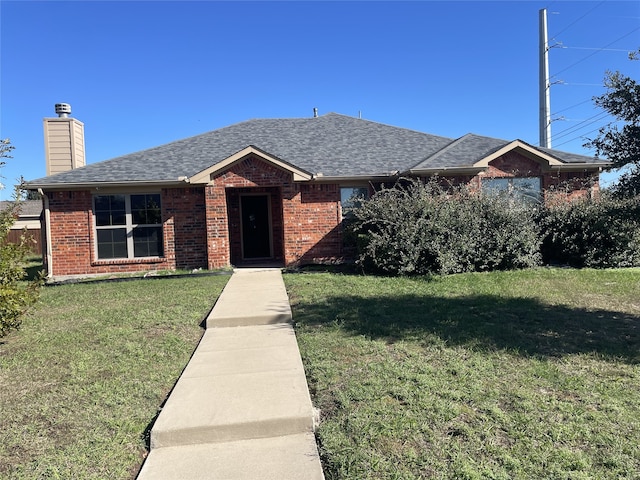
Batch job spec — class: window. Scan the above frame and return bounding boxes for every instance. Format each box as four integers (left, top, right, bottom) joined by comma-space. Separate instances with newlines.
482, 177, 542, 205
94, 193, 163, 259
340, 187, 369, 218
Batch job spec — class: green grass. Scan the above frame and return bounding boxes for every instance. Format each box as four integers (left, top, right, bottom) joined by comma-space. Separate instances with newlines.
285, 268, 640, 480
0, 274, 229, 479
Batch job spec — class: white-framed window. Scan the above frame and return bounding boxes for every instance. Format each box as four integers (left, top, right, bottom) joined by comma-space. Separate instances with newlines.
482, 177, 542, 205
340, 186, 369, 218
93, 193, 163, 259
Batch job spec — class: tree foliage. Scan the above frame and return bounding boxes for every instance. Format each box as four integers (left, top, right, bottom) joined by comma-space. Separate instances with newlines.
585, 52, 640, 197
0, 139, 42, 336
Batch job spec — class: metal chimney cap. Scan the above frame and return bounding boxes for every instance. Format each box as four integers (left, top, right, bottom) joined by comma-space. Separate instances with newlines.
55, 103, 72, 117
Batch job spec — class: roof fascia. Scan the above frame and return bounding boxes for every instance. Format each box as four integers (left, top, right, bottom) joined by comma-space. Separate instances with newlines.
25, 180, 189, 191
407, 166, 485, 176
549, 163, 609, 172
189, 145, 313, 184
473, 140, 564, 167
311, 173, 399, 182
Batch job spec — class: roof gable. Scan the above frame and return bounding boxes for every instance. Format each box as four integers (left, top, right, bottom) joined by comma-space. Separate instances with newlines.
189, 146, 312, 184
473, 140, 564, 168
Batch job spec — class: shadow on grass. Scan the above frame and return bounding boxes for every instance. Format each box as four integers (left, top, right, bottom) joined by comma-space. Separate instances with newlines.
293, 294, 640, 364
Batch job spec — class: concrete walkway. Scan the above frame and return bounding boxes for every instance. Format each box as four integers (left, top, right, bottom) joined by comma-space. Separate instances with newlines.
137, 269, 324, 480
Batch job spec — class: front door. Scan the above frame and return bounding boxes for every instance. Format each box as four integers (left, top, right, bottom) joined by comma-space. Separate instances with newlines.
240, 194, 272, 259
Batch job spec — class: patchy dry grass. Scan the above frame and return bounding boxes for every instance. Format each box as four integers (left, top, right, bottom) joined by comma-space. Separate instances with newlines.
0, 274, 228, 479
285, 268, 640, 479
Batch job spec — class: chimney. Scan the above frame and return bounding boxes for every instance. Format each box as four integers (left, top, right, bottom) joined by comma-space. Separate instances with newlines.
43, 103, 86, 176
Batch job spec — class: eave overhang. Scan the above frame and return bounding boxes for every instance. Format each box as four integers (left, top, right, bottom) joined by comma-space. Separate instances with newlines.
407, 166, 485, 176
547, 163, 610, 172
24, 179, 190, 191
310, 172, 400, 182
189, 145, 313, 184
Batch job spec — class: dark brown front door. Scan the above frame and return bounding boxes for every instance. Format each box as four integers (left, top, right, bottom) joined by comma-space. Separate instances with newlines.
240, 194, 272, 259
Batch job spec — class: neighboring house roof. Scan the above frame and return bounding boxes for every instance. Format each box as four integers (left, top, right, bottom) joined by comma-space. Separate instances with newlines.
26, 113, 608, 188
0, 200, 43, 217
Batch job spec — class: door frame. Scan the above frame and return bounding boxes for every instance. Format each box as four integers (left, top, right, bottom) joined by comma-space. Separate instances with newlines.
239, 192, 274, 260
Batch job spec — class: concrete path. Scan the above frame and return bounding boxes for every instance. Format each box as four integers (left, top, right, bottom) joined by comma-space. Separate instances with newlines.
137, 269, 324, 480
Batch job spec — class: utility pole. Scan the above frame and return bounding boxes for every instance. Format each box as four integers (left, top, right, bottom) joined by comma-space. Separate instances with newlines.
539, 8, 552, 148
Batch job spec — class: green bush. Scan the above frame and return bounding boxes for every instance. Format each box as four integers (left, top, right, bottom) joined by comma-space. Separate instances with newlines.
0, 188, 42, 336
539, 194, 640, 268
351, 178, 541, 275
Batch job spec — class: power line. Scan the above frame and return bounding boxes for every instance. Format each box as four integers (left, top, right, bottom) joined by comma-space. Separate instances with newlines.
550, 26, 640, 79
549, 1, 605, 41
558, 46, 632, 52
553, 122, 614, 149
552, 111, 611, 142
551, 98, 593, 115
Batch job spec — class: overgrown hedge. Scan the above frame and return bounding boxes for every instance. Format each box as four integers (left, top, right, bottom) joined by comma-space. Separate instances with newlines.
350, 179, 541, 275
539, 195, 640, 268
350, 178, 640, 276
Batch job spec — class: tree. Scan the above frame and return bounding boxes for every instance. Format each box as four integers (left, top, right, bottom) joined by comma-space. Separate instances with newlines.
0, 139, 42, 336
585, 50, 640, 197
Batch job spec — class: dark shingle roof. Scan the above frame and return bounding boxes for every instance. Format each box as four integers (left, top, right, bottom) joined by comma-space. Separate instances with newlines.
0, 200, 42, 217
27, 113, 605, 186
412, 134, 510, 170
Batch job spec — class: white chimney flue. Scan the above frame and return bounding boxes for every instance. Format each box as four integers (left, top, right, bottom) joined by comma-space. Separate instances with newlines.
55, 103, 72, 118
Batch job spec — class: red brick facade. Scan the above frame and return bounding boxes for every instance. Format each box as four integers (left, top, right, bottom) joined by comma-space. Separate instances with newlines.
45, 187, 209, 277
44, 156, 343, 277
42, 153, 598, 278
474, 151, 599, 202
204, 155, 342, 269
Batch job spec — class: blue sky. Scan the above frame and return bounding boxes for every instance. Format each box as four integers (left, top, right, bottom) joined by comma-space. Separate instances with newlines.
1, 1, 638, 199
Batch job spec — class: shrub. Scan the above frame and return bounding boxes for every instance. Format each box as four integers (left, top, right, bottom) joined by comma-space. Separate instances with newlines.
539, 194, 640, 268
0, 187, 42, 336
351, 178, 541, 275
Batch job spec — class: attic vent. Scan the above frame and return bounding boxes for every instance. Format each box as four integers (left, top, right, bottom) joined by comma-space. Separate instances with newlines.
55, 103, 72, 118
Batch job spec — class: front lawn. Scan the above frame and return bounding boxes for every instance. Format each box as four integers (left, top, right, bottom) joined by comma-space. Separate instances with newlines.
285, 268, 640, 479
0, 275, 228, 479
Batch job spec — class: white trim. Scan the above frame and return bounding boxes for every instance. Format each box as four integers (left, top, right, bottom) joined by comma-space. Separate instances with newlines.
41, 192, 53, 279
473, 140, 564, 167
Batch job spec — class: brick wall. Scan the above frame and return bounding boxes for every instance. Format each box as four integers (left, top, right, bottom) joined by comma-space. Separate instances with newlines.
471, 151, 600, 201
285, 183, 341, 265
45, 187, 209, 277
162, 187, 207, 270
206, 155, 342, 268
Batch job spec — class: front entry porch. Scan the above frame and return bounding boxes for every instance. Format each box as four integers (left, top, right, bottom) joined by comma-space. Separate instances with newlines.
226, 187, 284, 267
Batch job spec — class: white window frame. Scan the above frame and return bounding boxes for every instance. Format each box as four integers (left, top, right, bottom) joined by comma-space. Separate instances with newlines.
93, 193, 163, 260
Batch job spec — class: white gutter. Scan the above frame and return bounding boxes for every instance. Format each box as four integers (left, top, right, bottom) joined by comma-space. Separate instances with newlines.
310, 172, 400, 182
26, 178, 190, 190
408, 167, 485, 175
548, 163, 610, 172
